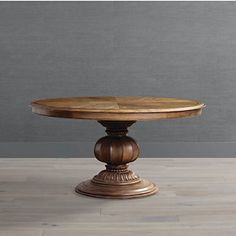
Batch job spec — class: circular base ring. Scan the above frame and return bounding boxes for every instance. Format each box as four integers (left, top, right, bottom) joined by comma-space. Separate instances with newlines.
75, 179, 158, 199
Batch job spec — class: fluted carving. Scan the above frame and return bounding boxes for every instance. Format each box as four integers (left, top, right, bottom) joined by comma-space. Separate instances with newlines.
94, 135, 139, 165
92, 165, 140, 185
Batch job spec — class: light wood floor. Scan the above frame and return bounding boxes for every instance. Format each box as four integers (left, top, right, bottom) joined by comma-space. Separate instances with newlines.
0, 158, 236, 236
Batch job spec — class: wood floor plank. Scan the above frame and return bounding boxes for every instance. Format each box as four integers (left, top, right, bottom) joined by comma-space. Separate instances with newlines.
0, 158, 235, 235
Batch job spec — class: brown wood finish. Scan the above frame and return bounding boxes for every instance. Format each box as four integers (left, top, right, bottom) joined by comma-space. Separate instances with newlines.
31, 96, 205, 199
31, 96, 204, 121
76, 121, 158, 198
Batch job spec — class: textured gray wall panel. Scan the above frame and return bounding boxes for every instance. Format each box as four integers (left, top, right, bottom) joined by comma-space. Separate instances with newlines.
0, 2, 235, 144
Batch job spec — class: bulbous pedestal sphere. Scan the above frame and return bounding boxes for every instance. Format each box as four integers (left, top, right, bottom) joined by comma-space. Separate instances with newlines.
94, 135, 139, 166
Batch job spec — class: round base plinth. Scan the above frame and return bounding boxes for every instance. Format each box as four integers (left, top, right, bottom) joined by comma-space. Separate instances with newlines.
75, 179, 158, 199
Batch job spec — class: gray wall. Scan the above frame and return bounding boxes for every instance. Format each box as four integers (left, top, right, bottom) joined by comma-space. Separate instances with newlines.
1, 2, 236, 157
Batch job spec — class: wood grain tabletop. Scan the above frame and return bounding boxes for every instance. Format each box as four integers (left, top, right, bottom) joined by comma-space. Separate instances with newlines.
31, 96, 205, 121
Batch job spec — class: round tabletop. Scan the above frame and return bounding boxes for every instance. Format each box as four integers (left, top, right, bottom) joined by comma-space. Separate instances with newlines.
31, 96, 205, 121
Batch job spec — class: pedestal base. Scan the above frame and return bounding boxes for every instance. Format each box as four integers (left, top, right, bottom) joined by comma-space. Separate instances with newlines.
75, 179, 158, 199
75, 121, 158, 199
75, 165, 158, 199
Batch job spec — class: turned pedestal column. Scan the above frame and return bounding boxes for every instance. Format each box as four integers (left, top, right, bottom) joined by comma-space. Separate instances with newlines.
75, 121, 158, 198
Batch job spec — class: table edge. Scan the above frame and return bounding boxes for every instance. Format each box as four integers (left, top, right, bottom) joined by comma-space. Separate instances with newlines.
31, 105, 204, 121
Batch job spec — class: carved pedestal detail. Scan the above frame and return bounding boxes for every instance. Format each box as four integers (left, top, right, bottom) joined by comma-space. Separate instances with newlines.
92, 164, 140, 185
75, 121, 158, 199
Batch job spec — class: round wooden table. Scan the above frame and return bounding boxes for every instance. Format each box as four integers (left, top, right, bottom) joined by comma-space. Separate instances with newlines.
31, 96, 205, 199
